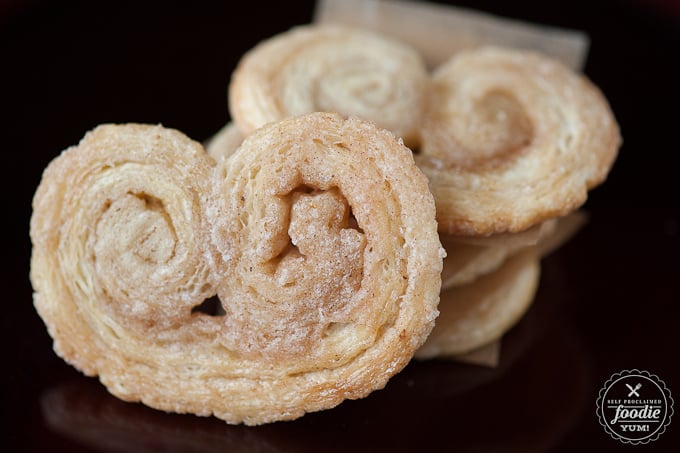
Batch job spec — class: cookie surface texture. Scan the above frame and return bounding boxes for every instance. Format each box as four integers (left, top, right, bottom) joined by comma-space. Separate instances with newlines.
229, 24, 429, 147
417, 46, 620, 236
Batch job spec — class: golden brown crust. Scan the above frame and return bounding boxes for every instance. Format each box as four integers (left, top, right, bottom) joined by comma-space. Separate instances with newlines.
417, 46, 621, 236
30, 114, 444, 425
229, 24, 429, 147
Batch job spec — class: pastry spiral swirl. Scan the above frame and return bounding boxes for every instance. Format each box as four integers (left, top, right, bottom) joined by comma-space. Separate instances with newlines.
209, 112, 443, 371
30, 124, 218, 366
30, 114, 444, 425
229, 24, 429, 147
417, 46, 620, 236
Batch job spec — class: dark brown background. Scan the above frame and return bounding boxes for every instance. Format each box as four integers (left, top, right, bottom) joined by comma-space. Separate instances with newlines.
2, 0, 679, 451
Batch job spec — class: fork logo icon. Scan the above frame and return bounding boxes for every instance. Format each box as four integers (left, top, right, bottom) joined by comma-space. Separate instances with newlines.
597, 369, 674, 445
626, 383, 641, 397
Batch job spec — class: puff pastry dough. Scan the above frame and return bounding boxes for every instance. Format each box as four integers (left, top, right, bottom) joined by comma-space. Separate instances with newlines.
229, 24, 429, 147
417, 46, 620, 236
30, 114, 444, 425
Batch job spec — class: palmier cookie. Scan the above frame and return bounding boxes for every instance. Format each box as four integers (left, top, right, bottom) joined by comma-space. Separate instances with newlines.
439, 217, 560, 290
417, 46, 621, 236
425, 212, 586, 360
416, 250, 540, 359
229, 24, 429, 147
30, 114, 444, 425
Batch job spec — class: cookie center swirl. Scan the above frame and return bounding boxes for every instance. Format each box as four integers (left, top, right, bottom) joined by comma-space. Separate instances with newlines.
96, 193, 174, 270
94, 193, 177, 319
86, 161, 210, 333
275, 188, 364, 298
277, 44, 412, 132
225, 186, 367, 361
118, 193, 177, 264
427, 89, 533, 168
317, 65, 395, 113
